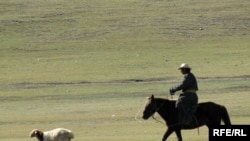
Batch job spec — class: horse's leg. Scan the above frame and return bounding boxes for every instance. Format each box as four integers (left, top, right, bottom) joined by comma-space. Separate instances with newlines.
162, 128, 174, 141
174, 129, 182, 141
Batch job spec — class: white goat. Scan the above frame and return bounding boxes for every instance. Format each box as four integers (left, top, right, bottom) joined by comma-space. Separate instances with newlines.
29, 128, 74, 141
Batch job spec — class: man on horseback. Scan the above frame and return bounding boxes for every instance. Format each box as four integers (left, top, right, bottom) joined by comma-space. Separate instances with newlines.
169, 63, 198, 126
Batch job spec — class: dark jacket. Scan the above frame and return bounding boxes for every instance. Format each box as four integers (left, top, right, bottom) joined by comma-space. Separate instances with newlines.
171, 72, 198, 92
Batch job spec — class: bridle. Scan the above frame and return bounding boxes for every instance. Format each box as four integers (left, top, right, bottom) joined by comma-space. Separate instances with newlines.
145, 99, 167, 124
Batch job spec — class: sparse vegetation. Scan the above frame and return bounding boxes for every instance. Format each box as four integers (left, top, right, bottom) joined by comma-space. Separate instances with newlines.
0, 0, 249, 140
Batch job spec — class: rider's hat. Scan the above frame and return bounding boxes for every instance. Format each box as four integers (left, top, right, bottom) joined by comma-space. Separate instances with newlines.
178, 63, 191, 69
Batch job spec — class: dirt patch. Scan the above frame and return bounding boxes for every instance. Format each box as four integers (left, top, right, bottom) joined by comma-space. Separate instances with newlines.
4, 75, 250, 90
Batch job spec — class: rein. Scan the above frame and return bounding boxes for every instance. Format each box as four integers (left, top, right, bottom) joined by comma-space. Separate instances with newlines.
152, 115, 165, 125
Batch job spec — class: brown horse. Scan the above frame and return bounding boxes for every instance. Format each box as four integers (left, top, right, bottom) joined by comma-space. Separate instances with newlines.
142, 94, 231, 141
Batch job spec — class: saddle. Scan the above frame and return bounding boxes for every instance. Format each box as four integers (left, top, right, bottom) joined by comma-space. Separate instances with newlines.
181, 104, 198, 125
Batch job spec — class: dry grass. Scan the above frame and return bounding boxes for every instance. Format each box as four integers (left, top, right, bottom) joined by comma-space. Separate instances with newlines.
0, 0, 249, 140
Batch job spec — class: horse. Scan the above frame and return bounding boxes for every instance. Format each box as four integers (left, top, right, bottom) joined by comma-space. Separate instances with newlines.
142, 94, 231, 141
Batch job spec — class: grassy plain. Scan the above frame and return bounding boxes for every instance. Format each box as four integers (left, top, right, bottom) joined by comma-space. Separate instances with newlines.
0, 0, 249, 141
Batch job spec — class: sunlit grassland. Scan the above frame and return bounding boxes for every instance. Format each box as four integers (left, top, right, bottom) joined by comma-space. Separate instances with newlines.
0, 79, 249, 141
0, 0, 249, 141
1, 0, 249, 83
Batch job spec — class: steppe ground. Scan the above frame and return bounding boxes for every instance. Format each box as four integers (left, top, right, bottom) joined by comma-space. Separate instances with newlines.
0, 0, 249, 141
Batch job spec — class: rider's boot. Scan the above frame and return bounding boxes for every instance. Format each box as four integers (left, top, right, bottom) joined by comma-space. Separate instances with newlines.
178, 108, 194, 126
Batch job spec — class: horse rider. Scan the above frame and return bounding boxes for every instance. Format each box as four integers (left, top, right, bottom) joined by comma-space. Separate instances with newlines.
169, 63, 198, 126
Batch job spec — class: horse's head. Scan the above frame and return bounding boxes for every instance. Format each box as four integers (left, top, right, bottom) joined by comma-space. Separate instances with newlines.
142, 94, 157, 120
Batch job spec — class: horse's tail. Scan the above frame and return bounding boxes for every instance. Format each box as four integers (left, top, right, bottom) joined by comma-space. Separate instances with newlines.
220, 105, 231, 125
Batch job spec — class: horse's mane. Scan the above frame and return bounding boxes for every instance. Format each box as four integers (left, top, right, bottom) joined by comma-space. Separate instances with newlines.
155, 97, 176, 102
154, 97, 176, 108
